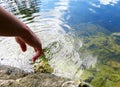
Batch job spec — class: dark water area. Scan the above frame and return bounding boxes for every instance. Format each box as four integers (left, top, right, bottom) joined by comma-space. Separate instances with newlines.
39, 0, 120, 32
66, 0, 120, 32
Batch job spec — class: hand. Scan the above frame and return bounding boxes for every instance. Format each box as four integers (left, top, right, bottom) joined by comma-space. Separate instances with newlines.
15, 36, 44, 63
0, 6, 44, 62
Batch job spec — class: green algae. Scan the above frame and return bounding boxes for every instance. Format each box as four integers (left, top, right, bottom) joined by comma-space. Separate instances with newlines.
79, 32, 120, 62
79, 32, 120, 87
33, 55, 54, 73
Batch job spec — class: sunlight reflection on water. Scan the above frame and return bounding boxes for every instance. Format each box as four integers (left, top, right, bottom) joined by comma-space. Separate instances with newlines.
0, 0, 97, 79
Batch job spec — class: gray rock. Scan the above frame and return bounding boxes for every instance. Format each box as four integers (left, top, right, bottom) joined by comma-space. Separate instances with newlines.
0, 65, 69, 87
0, 65, 29, 80
0, 65, 90, 87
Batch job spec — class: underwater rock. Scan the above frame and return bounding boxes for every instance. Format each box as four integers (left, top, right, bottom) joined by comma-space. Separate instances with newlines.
107, 60, 120, 69
78, 83, 90, 87
61, 81, 91, 87
0, 65, 91, 87
112, 33, 120, 45
0, 65, 28, 80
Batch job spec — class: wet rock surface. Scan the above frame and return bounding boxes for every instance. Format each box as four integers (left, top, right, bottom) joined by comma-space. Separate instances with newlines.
0, 65, 90, 87
0, 65, 29, 80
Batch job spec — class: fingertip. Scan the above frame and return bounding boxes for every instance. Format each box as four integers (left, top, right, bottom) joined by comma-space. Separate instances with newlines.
32, 51, 40, 62
20, 43, 27, 52
32, 49, 45, 62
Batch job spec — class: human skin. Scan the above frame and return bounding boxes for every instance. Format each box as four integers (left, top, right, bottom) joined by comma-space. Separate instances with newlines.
0, 6, 44, 62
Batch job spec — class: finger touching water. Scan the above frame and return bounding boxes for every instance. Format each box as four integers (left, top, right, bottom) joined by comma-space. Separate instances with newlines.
32, 49, 41, 62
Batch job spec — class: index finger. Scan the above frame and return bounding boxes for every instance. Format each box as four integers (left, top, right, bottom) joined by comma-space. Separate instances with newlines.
32, 49, 44, 62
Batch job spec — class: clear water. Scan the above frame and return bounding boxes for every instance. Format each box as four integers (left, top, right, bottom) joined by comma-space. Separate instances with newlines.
0, 0, 120, 80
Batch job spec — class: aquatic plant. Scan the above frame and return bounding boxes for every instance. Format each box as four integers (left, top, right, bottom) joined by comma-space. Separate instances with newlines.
33, 55, 54, 73
79, 32, 120, 87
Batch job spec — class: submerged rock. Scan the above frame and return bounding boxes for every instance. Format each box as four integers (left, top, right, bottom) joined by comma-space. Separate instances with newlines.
0, 65, 28, 80
0, 65, 90, 87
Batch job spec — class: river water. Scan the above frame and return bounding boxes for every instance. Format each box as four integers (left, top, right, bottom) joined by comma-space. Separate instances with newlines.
0, 0, 120, 80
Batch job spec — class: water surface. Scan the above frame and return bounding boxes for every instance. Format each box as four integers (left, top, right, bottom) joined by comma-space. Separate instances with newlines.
0, 0, 120, 81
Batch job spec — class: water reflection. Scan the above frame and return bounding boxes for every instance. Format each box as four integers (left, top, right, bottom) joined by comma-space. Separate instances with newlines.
0, 0, 88, 79
99, 0, 119, 5
16, 0, 40, 16
0, 0, 120, 83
